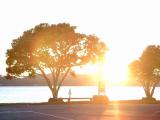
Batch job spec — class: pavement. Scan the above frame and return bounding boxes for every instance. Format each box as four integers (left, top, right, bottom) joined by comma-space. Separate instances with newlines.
0, 103, 160, 120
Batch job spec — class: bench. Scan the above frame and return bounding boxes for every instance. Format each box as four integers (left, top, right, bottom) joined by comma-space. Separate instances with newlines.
62, 98, 93, 102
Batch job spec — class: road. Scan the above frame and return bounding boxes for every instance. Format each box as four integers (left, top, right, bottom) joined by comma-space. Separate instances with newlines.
0, 103, 160, 120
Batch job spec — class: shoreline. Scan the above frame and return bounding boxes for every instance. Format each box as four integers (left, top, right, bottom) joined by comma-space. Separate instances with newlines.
1, 100, 160, 106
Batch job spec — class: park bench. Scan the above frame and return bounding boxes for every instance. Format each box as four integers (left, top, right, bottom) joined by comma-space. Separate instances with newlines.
62, 98, 93, 102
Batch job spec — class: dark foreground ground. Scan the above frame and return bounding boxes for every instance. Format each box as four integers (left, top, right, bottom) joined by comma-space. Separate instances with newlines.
0, 103, 160, 120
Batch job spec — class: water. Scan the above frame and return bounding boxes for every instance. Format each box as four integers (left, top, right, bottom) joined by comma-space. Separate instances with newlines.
0, 86, 160, 103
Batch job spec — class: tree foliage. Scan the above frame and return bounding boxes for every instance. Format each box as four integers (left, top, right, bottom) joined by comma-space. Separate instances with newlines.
6, 23, 108, 99
129, 45, 160, 99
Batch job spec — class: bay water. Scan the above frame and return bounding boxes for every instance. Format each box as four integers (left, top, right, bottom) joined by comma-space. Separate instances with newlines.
0, 86, 160, 103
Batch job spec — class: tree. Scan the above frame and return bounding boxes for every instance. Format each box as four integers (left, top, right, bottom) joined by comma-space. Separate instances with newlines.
129, 45, 160, 100
6, 23, 108, 100
0, 74, 3, 80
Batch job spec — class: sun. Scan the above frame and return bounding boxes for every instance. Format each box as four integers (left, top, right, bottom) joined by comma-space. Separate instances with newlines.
102, 51, 129, 85
74, 50, 129, 85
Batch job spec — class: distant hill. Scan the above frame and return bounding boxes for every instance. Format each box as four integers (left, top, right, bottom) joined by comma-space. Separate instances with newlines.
0, 74, 159, 86
0, 74, 98, 86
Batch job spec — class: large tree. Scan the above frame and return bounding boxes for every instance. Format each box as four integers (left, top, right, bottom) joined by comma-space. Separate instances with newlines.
129, 45, 160, 99
6, 23, 107, 99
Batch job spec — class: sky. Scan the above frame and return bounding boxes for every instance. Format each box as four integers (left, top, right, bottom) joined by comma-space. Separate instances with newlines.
1, 0, 160, 77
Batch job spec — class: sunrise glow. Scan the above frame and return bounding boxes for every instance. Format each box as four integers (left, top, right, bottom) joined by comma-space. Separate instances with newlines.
1, 1, 160, 119
104, 51, 129, 85
75, 50, 130, 86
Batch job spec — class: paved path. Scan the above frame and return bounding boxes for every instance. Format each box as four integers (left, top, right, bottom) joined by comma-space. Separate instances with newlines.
0, 103, 160, 120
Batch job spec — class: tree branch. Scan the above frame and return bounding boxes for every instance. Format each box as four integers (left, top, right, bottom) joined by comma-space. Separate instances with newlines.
57, 67, 71, 91
151, 81, 159, 97
38, 66, 52, 91
54, 67, 61, 87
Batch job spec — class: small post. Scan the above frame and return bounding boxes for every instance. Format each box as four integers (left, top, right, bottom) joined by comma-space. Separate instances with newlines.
98, 57, 106, 95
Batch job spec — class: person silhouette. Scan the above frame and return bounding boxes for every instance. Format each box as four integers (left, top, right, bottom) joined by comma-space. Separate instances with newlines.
68, 88, 71, 102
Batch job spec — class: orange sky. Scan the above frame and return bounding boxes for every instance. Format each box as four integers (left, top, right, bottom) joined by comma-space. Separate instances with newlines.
1, 0, 160, 81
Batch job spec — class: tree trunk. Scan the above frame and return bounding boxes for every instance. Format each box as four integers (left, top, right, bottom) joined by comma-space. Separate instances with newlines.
150, 84, 157, 98
144, 87, 152, 98
144, 85, 157, 99
52, 88, 59, 99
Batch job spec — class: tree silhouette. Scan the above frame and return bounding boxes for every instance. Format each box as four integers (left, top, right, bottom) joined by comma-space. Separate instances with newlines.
129, 45, 160, 100
0, 74, 5, 80
6, 23, 108, 100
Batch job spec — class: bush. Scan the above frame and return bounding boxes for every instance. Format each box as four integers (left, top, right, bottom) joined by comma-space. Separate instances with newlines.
92, 95, 109, 104
142, 97, 156, 103
48, 98, 64, 104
